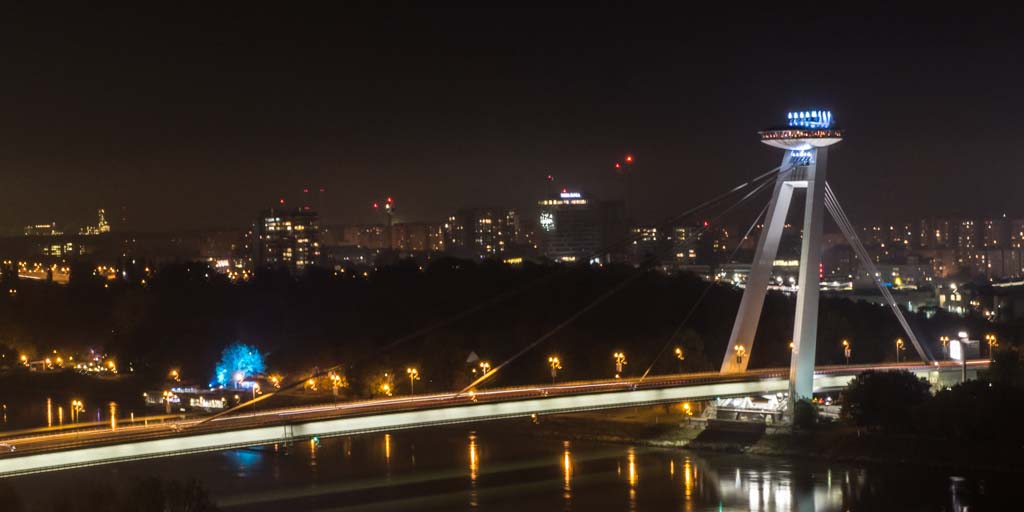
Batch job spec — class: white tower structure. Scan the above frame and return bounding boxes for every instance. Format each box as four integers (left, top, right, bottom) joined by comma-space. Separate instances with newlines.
720, 110, 843, 400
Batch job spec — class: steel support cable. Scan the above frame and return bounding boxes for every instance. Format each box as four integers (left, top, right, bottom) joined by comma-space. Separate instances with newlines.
637, 198, 772, 384
455, 171, 782, 397
824, 187, 922, 359
823, 187, 928, 361
823, 183, 933, 362
385, 163, 787, 355
195, 165, 789, 426
454, 268, 650, 397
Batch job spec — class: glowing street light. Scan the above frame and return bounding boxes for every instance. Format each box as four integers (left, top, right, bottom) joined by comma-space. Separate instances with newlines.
406, 367, 420, 394
734, 344, 746, 365
985, 334, 998, 361
613, 352, 627, 377
788, 341, 794, 352
479, 361, 491, 374
548, 356, 562, 383
169, 369, 180, 382
674, 347, 685, 373
895, 338, 906, 363
842, 339, 851, 365
161, 391, 173, 415
939, 335, 950, 358
70, 399, 84, 423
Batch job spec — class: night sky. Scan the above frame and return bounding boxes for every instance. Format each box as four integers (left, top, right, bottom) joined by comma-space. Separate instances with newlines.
0, 8, 1021, 232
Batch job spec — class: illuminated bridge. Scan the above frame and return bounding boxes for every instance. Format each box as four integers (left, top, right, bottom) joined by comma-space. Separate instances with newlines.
0, 360, 987, 477
0, 109, 982, 478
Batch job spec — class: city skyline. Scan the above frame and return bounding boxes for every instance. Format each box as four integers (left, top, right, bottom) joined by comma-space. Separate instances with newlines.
0, 9, 1021, 232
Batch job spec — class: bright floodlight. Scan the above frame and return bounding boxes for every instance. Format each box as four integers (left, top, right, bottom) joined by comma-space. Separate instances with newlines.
759, 109, 843, 150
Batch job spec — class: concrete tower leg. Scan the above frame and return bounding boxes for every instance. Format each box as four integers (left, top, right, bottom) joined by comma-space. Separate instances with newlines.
788, 148, 828, 400
720, 157, 796, 373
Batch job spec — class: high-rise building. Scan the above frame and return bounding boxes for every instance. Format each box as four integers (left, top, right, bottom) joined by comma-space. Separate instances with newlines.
24, 222, 62, 236
80, 209, 111, 236
444, 208, 520, 258
392, 223, 445, 252
537, 190, 626, 263
983, 217, 1009, 248
252, 208, 321, 273
1010, 219, 1024, 249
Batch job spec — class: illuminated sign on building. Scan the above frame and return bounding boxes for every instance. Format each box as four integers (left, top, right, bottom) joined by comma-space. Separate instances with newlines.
787, 110, 834, 129
559, 191, 582, 199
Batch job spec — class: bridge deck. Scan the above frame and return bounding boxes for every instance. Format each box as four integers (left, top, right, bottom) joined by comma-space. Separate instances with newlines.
0, 361, 987, 477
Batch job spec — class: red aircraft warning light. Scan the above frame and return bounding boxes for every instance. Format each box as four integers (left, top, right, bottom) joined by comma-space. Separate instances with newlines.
625, 154, 634, 163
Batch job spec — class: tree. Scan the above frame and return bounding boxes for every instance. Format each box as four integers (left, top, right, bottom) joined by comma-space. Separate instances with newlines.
213, 342, 265, 386
841, 370, 931, 432
986, 348, 1024, 389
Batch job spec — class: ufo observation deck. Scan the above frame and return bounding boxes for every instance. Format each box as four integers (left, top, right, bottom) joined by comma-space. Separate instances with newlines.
759, 110, 843, 150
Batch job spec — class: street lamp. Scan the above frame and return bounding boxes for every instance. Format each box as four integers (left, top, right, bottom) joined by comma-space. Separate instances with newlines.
251, 383, 260, 416
674, 347, 685, 373
71, 399, 84, 423
985, 334, 998, 361
479, 361, 491, 374
548, 356, 562, 383
161, 391, 173, 415
406, 367, 420, 394
939, 336, 950, 359
169, 369, 180, 382
788, 341, 794, 352
842, 339, 851, 365
613, 352, 627, 378
734, 344, 746, 366
895, 338, 905, 363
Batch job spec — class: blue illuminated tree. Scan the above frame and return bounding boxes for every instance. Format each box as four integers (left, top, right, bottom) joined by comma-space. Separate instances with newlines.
213, 342, 266, 387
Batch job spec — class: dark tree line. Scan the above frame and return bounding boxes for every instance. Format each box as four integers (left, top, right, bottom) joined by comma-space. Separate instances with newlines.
0, 257, 997, 397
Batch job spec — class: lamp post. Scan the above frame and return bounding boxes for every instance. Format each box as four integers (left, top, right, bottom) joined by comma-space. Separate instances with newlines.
842, 339, 851, 365
734, 344, 746, 366
895, 338, 905, 363
985, 334, 998, 361
939, 336, 950, 359
406, 367, 420, 394
674, 347, 685, 373
548, 356, 562, 384
71, 400, 84, 424
479, 361, 491, 374
613, 352, 627, 378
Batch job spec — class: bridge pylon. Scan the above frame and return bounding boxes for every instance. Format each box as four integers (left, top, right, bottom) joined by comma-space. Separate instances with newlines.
720, 110, 843, 401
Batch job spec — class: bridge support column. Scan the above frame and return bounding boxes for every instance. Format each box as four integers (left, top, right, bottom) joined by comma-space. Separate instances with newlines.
721, 147, 830, 402
789, 148, 827, 400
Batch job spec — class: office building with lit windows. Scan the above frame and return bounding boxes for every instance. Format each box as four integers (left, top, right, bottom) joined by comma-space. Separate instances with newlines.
252, 208, 321, 273
443, 208, 520, 259
538, 190, 626, 263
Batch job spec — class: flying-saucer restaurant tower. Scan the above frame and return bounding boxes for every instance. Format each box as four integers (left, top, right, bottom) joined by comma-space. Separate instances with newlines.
720, 110, 844, 401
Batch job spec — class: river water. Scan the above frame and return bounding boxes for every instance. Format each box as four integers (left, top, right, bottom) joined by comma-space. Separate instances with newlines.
5, 422, 1013, 511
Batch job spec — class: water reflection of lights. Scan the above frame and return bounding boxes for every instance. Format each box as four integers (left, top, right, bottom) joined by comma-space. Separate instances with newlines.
384, 433, 392, 464
468, 433, 479, 509
683, 458, 693, 499
627, 447, 638, 512
562, 440, 572, 501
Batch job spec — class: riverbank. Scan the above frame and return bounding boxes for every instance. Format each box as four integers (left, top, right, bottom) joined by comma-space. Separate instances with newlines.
523, 406, 1024, 473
